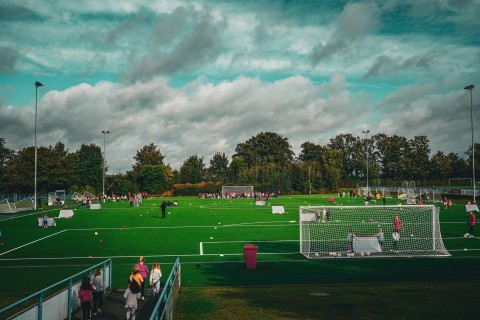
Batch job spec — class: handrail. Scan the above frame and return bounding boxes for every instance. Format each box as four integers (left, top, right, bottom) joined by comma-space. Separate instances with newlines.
0, 258, 112, 320
149, 257, 181, 320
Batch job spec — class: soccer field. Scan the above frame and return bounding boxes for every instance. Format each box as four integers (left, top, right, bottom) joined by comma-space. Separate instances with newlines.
1, 195, 480, 317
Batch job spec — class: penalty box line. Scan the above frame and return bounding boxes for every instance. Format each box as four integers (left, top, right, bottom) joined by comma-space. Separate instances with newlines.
200, 239, 298, 256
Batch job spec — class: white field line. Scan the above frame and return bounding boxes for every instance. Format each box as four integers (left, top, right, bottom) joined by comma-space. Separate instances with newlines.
0, 207, 61, 222
0, 229, 67, 256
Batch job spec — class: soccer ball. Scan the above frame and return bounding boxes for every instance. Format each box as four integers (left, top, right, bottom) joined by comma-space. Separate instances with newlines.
464, 233, 470, 238
94, 232, 98, 235
314, 252, 319, 257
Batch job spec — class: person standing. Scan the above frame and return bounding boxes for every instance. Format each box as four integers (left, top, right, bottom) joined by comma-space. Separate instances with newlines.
392, 214, 402, 235
78, 276, 95, 320
392, 231, 400, 252
149, 262, 162, 298
161, 201, 167, 218
125, 268, 141, 320
347, 228, 356, 252
92, 269, 105, 316
392, 214, 402, 252
43, 213, 48, 228
136, 257, 149, 300
376, 228, 385, 251
467, 211, 476, 238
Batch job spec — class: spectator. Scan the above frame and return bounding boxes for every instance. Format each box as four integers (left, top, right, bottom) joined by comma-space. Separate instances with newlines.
347, 228, 356, 252
136, 257, 149, 300
43, 213, 48, 228
78, 276, 95, 320
92, 269, 105, 316
161, 201, 167, 218
376, 228, 385, 251
467, 211, 476, 238
150, 262, 162, 298
125, 268, 141, 320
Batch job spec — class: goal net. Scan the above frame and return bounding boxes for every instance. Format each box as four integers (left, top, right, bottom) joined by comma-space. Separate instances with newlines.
1, 198, 35, 212
221, 186, 254, 198
300, 205, 449, 258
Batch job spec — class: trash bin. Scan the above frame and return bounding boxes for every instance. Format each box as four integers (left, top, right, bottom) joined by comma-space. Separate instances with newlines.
244, 244, 258, 269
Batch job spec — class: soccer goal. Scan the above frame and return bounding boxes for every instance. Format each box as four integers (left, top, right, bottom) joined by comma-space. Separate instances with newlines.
221, 186, 254, 198
299, 205, 449, 258
0, 198, 35, 212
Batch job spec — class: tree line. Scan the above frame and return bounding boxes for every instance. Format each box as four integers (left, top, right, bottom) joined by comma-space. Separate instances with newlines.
0, 132, 477, 196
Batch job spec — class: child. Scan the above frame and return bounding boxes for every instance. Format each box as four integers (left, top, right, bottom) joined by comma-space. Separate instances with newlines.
150, 262, 163, 298
392, 231, 400, 252
125, 266, 142, 320
124, 281, 140, 320
92, 269, 105, 316
136, 257, 149, 300
347, 228, 356, 252
78, 276, 95, 320
376, 228, 385, 251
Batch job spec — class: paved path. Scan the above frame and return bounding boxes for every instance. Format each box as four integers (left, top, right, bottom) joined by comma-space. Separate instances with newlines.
71, 289, 157, 320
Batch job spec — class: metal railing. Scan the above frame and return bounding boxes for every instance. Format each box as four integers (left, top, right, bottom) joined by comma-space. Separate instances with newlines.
149, 257, 181, 320
0, 259, 112, 320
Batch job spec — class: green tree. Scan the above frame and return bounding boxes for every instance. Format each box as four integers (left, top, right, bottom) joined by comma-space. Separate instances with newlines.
408, 136, 431, 181
209, 152, 229, 182
234, 132, 295, 170
328, 133, 364, 180
139, 164, 173, 194
430, 151, 452, 182
0, 138, 14, 193
229, 156, 248, 183
6, 147, 34, 193
179, 155, 206, 183
75, 143, 103, 193
132, 143, 166, 174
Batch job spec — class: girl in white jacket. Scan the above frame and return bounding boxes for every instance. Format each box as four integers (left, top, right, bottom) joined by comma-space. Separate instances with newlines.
149, 262, 162, 298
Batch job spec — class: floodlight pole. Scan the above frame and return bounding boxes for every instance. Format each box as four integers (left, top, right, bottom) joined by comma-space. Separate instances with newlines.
465, 85, 475, 203
34, 81, 44, 210
362, 130, 370, 196
101, 130, 110, 198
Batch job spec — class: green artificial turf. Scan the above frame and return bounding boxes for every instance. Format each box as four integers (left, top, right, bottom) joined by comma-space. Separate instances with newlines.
1, 195, 479, 316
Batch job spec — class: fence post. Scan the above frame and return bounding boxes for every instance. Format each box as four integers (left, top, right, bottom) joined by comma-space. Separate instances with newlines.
38, 292, 43, 320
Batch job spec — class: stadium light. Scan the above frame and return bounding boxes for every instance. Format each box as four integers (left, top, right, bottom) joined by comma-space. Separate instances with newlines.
362, 130, 370, 196
464, 84, 475, 203
101, 130, 110, 198
34, 81, 44, 210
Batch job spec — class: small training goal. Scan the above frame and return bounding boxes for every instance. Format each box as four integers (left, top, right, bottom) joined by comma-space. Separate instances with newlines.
299, 205, 449, 258
0, 198, 34, 213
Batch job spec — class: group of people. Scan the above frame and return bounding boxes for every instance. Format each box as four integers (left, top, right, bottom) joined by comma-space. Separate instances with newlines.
123, 257, 163, 320
77, 257, 162, 320
77, 269, 106, 320
347, 214, 403, 253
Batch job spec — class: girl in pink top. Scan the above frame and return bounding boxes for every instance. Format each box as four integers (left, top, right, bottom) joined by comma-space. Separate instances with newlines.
78, 276, 95, 320
136, 256, 149, 300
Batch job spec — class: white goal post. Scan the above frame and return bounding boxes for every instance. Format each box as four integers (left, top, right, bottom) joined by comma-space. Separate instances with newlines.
300, 205, 449, 258
221, 186, 254, 197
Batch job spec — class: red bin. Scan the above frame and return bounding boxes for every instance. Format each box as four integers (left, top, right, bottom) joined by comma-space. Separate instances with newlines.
244, 244, 258, 269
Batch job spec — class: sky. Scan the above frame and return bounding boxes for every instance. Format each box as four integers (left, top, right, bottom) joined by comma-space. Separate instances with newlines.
0, 0, 479, 174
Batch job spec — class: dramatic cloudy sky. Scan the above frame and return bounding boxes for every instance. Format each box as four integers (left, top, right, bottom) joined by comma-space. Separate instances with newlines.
1, 0, 479, 173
